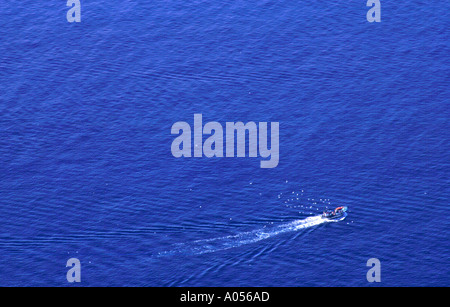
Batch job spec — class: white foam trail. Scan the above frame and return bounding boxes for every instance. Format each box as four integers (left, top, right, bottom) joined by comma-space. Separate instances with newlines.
157, 214, 345, 257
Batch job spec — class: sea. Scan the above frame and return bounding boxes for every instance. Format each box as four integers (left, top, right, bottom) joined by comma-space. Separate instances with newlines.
0, 1, 448, 286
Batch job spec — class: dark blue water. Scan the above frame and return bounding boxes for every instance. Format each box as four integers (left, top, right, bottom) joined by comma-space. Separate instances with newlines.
0, 1, 448, 286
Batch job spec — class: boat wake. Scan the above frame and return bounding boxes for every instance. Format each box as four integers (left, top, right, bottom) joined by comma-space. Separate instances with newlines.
156, 214, 345, 257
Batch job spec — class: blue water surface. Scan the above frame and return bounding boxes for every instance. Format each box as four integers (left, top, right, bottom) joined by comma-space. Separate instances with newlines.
0, 1, 448, 286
